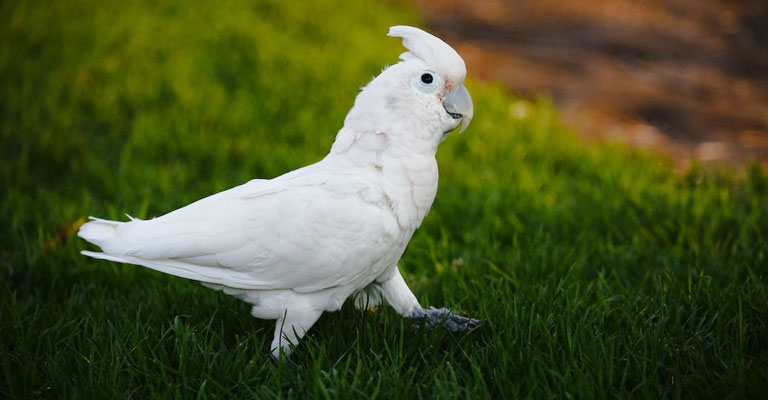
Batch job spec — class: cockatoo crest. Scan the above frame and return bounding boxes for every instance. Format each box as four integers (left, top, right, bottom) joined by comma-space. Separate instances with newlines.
388, 25, 466, 82
338, 26, 473, 146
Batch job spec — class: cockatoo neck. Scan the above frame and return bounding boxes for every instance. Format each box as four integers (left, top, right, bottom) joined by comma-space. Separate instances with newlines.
327, 126, 438, 166
331, 76, 445, 157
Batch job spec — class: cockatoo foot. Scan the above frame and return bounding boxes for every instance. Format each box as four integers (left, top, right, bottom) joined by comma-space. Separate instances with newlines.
409, 306, 481, 332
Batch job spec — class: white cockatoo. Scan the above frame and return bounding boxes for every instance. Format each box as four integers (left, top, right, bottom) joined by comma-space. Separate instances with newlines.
79, 25, 479, 357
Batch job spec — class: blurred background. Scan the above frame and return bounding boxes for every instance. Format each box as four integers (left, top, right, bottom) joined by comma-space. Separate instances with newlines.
415, 0, 768, 169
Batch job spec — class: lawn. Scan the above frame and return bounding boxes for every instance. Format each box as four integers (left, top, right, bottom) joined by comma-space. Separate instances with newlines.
1, 0, 767, 398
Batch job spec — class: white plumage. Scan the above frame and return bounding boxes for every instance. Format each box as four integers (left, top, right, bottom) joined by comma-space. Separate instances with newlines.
79, 25, 479, 357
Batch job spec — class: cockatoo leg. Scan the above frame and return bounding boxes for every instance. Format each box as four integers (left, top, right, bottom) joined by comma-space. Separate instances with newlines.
379, 266, 481, 332
408, 306, 481, 331
270, 308, 323, 358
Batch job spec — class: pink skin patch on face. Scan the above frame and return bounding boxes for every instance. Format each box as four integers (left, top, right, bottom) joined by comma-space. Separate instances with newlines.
439, 79, 455, 102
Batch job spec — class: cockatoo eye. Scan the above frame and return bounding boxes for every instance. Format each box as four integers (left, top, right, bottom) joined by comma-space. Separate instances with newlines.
414, 71, 439, 93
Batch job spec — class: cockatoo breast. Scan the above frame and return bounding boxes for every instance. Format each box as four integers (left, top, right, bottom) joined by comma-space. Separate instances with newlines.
327, 126, 439, 232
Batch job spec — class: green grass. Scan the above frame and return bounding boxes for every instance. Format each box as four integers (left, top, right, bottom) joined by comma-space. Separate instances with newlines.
2, 0, 767, 398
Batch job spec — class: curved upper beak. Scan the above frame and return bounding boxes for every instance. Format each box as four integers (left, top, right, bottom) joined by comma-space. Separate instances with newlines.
443, 83, 473, 134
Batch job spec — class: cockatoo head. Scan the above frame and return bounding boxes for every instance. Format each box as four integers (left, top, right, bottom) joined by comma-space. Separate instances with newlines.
341, 26, 473, 153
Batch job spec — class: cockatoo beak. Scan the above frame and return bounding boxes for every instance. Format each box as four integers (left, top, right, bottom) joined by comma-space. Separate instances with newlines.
443, 84, 473, 134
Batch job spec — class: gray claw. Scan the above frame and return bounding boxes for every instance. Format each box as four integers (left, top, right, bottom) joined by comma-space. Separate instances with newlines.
409, 306, 482, 332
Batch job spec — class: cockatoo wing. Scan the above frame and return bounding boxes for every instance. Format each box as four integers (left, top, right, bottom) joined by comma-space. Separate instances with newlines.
79, 165, 400, 292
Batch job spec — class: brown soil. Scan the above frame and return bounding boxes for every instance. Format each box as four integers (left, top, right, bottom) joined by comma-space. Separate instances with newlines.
413, 0, 768, 169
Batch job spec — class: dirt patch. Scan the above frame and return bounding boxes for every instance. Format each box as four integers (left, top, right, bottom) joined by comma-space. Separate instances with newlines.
413, 0, 768, 168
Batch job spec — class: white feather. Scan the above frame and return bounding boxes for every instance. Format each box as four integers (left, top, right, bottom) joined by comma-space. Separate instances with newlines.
79, 25, 473, 357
